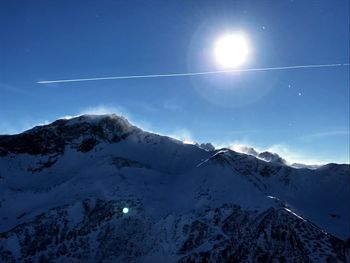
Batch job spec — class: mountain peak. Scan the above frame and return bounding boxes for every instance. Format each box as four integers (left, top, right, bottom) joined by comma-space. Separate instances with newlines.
47, 113, 133, 129
257, 151, 287, 165
0, 115, 349, 261
0, 114, 139, 156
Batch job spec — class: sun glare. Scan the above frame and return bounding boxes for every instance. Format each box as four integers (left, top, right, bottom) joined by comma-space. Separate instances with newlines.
214, 33, 249, 68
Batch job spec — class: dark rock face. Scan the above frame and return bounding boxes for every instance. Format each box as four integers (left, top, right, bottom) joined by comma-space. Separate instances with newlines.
112, 157, 146, 169
0, 199, 152, 263
0, 201, 346, 262
258, 151, 287, 165
27, 155, 58, 173
198, 143, 215, 152
77, 138, 98, 153
209, 150, 292, 191
0, 132, 66, 155
0, 115, 137, 156
177, 206, 346, 263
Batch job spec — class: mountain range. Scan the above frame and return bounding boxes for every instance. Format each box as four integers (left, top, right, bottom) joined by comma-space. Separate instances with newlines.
0, 114, 349, 262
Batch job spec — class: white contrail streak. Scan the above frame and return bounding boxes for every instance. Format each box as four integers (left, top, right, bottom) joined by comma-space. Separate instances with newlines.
37, 63, 349, 84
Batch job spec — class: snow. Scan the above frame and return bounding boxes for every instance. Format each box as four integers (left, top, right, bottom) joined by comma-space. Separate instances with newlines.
284, 207, 306, 221
67, 202, 85, 226
0, 114, 348, 244
2, 235, 21, 258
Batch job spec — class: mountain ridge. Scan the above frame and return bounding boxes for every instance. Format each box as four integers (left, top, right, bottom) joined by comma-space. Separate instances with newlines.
0, 114, 349, 262
0, 114, 343, 167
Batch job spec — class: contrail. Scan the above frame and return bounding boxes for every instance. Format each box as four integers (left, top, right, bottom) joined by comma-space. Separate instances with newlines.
37, 63, 349, 84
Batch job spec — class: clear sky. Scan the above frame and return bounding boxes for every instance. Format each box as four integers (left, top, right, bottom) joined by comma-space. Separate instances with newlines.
1, 0, 349, 164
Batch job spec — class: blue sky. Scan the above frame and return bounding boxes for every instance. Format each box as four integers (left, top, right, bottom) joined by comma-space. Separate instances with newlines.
0, 0, 349, 164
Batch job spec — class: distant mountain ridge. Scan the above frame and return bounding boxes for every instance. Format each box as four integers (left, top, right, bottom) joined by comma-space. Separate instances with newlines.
0, 114, 348, 262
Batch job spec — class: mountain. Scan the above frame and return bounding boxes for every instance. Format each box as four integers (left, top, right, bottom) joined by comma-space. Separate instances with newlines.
0, 114, 349, 262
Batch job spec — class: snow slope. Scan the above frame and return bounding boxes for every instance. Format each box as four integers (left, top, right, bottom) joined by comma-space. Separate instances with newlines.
0, 114, 348, 262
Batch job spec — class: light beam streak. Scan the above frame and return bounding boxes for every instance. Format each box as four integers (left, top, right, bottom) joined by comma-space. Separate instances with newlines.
37, 63, 349, 84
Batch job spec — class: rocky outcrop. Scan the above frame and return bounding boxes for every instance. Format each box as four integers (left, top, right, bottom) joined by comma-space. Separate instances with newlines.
0, 201, 346, 262
0, 115, 137, 156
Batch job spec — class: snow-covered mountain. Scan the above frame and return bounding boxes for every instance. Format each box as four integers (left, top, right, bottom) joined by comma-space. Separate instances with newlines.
0, 114, 348, 262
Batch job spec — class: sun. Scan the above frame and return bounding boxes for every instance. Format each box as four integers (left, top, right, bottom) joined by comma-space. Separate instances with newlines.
214, 33, 249, 68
